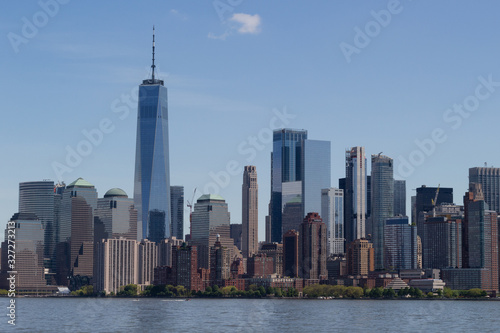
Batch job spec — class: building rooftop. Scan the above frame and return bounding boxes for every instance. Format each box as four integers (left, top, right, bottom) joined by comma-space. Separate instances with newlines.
197, 194, 225, 202
66, 177, 94, 188
104, 188, 128, 198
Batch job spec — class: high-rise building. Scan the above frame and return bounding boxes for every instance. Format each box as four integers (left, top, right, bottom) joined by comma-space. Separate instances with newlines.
94, 238, 138, 295
0, 213, 47, 292
190, 194, 234, 268
230, 224, 242, 250
393, 180, 406, 216
138, 239, 158, 285
300, 212, 328, 280
58, 178, 97, 288
469, 167, 500, 213
467, 201, 498, 292
415, 185, 453, 248
321, 188, 344, 255
384, 217, 417, 270
94, 188, 137, 240
282, 230, 299, 278
371, 154, 394, 270
134, 28, 171, 242
210, 235, 231, 284
344, 147, 367, 244
18, 181, 55, 276
270, 129, 330, 243
424, 216, 462, 269
346, 238, 374, 276
170, 186, 184, 240
242, 166, 258, 258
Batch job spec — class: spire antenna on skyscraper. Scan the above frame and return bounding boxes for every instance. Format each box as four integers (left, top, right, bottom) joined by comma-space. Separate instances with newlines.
151, 25, 156, 81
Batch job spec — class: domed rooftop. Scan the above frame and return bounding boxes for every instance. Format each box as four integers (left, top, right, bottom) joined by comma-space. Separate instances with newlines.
104, 188, 128, 198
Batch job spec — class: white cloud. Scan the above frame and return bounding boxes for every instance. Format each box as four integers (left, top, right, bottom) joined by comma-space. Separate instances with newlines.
229, 13, 261, 34
170, 9, 187, 20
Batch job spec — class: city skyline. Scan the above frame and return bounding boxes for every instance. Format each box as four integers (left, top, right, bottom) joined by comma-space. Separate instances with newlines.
3, 2, 500, 242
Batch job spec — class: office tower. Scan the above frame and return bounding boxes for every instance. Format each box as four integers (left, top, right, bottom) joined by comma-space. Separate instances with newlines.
58, 178, 97, 288
270, 129, 331, 243
259, 243, 283, 276
138, 239, 158, 285
190, 194, 234, 268
346, 238, 374, 276
242, 166, 258, 258
134, 28, 171, 242
393, 180, 406, 216
18, 181, 55, 276
469, 167, 500, 213
300, 212, 328, 280
371, 154, 394, 270
462, 183, 484, 268
384, 217, 417, 270
170, 186, 184, 240
424, 216, 462, 269
230, 224, 242, 250
95, 188, 137, 240
411, 196, 417, 224
466, 198, 498, 292
415, 185, 453, 246
0, 213, 47, 291
321, 188, 344, 255
210, 235, 231, 284
344, 147, 367, 245
282, 230, 299, 277
94, 238, 138, 295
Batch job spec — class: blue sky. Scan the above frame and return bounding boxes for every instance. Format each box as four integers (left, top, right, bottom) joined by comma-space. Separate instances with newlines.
2, 1, 500, 241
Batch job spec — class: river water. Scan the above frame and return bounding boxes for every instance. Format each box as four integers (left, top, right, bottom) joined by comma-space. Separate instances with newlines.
2, 297, 499, 332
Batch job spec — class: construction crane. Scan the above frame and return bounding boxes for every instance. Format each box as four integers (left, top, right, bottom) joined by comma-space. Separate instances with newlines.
186, 188, 197, 240
431, 184, 440, 217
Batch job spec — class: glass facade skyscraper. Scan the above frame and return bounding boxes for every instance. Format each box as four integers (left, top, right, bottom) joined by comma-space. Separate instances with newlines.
134, 30, 171, 242
371, 154, 394, 270
18, 181, 55, 274
321, 188, 344, 255
170, 186, 184, 240
270, 129, 330, 243
344, 147, 367, 244
469, 167, 500, 214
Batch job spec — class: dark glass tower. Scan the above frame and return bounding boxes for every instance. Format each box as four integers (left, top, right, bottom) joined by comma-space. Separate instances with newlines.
134, 27, 171, 242
270, 129, 331, 243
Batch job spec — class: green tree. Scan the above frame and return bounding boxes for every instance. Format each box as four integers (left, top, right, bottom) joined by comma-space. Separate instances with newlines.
258, 286, 266, 296
383, 288, 396, 299
369, 287, 383, 299
345, 287, 364, 299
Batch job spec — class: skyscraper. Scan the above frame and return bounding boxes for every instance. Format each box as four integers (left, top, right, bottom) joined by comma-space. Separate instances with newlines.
469, 167, 500, 213
170, 186, 184, 240
242, 166, 258, 258
344, 147, 367, 244
371, 154, 394, 270
424, 215, 462, 269
415, 185, 453, 250
0, 213, 47, 292
346, 238, 374, 276
18, 180, 56, 279
59, 177, 97, 288
134, 28, 171, 242
190, 194, 234, 268
270, 129, 330, 243
94, 188, 137, 240
384, 217, 417, 270
393, 179, 406, 216
300, 212, 328, 280
282, 229, 299, 278
321, 188, 344, 255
